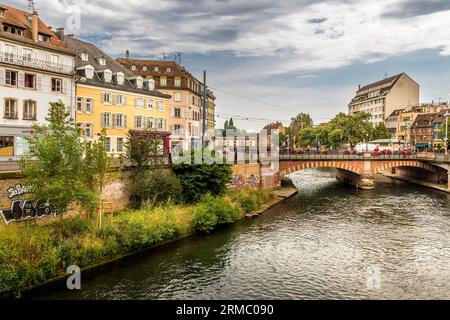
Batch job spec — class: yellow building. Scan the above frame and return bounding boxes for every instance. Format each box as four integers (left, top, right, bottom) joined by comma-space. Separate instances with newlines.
58, 33, 171, 153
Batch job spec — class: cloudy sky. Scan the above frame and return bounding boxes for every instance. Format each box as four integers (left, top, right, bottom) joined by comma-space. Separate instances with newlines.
6, 0, 450, 130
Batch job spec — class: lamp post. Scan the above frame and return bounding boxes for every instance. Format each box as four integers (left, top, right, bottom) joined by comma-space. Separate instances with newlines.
365, 133, 369, 152
445, 111, 450, 155
287, 134, 290, 158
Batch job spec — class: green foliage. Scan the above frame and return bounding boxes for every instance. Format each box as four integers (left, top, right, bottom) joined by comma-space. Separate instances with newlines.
227, 188, 274, 213
173, 151, 232, 203
127, 169, 183, 209
125, 127, 163, 174
0, 188, 272, 296
192, 194, 240, 233
21, 100, 97, 215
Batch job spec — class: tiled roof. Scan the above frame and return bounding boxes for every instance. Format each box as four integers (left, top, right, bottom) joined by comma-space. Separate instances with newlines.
357, 73, 403, 93
411, 109, 450, 128
116, 58, 191, 79
0, 4, 72, 54
62, 36, 171, 99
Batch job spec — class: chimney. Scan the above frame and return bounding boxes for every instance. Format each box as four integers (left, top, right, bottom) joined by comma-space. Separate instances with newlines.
358, 84, 361, 90
126, 50, 130, 59
31, 10, 39, 41
55, 27, 64, 41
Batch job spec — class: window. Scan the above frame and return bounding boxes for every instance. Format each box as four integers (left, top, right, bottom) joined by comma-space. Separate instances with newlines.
103, 92, 112, 104
5, 70, 17, 86
4, 99, 18, 119
135, 115, 142, 129
50, 54, 59, 65
101, 112, 111, 128
157, 118, 165, 130
137, 78, 143, 89
117, 138, 124, 152
117, 95, 125, 105
104, 137, 111, 152
85, 98, 93, 113
160, 77, 167, 86
4, 45, 15, 62
76, 97, 84, 112
85, 123, 92, 138
143, 66, 147, 71
22, 48, 32, 62
23, 100, 36, 120
136, 98, 145, 108
174, 108, 181, 117
80, 53, 88, 62
174, 92, 182, 102
157, 101, 164, 111
131, 65, 136, 71
85, 67, 94, 79
38, 34, 50, 42
145, 117, 154, 129
175, 79, 181, 87
154, 66, 159, 72
104, 71, 112, 83
174, 124, 181, 134
115, 114, 124, 128
167, 67, 171, 73
148, 99, 154, 109
51, 78, 62, 92
24, 74, 35, 89
116, 73, 124, 84
98, 57, 106, 66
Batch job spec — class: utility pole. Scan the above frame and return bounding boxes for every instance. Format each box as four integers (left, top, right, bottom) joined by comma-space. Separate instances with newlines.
445, 111, 450, 155
201, 70, 207, 148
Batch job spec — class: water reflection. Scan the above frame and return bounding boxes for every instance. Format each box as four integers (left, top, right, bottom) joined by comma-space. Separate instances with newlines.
27, 169, 450, 300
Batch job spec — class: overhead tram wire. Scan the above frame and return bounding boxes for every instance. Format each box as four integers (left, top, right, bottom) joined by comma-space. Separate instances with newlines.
209, 85, 333, 121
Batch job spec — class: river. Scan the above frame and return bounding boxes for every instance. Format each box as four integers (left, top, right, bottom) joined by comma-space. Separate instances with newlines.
26, 169, 450, 300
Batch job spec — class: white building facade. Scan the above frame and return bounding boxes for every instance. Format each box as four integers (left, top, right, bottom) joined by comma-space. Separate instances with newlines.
0, 6, 75, 159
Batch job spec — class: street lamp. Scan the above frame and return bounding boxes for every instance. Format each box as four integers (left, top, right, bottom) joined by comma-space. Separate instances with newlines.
445, 111, 450, 155
286, 134, 290, 158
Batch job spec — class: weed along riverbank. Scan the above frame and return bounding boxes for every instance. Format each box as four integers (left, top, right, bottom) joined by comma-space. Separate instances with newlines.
0, 188, 274, 297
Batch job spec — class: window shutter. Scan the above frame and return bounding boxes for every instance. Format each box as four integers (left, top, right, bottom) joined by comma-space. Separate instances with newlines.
100, 113, 105, 128
63, 80, 68, 94
112, 113, 117, 128
17, 47, 23, 61
101, 93, 105, 103
18, 72, 25, 88
124, 96, 127, 106
124, 115, 127, 129
36, 75, 43, 91
0, 68, 5, 86
134, 116, 138, 129
112, 94, 117, 105
170, 107, 174, 117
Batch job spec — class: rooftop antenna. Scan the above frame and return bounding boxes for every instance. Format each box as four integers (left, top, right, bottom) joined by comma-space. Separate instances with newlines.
177, 52, 182, 65
28, 0, 36, 12
160, 52, 167, 61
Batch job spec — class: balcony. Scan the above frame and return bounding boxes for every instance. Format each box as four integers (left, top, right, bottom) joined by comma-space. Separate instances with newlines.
0, 52, 73, 75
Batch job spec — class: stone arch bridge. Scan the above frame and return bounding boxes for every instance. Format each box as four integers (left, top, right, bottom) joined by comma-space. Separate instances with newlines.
265, 154, 450, 190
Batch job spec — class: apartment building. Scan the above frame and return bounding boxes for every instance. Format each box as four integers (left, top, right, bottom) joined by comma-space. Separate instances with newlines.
348, 73, 419, 126
57, 33, 171, 154
116, 54, 216, 151
0, 5, 75, 158
411, 109, 450, 151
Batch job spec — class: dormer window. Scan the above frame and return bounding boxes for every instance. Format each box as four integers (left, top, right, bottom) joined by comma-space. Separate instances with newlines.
97, 57, 106, 66
136, 77, 143, 89
77, 65, 94, 79
154, 66, 159, 72
0, 9, 5, 18
80, 52, 89, 62
143, 66, 147, 71
104, 69, 112, 83
144, 79, 155, 91
167, 67, 171, 73
115, 72, 124, 85
131, 65, 136, 71
38, 34, 50, 42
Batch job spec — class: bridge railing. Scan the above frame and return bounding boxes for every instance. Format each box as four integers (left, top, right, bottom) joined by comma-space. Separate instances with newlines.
279, 152, 419, 160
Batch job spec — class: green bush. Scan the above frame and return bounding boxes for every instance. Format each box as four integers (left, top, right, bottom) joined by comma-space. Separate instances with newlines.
192, 195, 240, 233
192, 204, 218, 233
238, 193, 259, 213
127, 169, 183, 209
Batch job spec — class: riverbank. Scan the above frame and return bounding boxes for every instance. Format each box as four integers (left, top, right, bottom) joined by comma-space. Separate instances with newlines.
245, 187, 298, 218
0, 188, 275, 298
383, 173, 450, 193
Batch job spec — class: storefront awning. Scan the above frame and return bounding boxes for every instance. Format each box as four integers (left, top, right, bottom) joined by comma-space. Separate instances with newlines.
415, 143, 430, 147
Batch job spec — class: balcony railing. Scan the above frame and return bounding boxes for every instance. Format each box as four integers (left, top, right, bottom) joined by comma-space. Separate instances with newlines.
0, 52, 73, 75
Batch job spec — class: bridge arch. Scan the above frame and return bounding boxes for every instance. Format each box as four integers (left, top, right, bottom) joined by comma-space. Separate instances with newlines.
371, 160, 437, 175
278, 160, 362, 178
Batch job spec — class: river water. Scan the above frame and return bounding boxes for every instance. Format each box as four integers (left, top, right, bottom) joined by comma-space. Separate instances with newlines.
27, 169, 450, 300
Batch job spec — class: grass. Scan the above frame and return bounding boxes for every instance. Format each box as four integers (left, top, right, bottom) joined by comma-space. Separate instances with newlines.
0, 188, 272, 296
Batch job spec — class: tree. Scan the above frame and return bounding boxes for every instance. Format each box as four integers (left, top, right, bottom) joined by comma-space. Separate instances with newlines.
224, 120, 229, 130
371, 123, 392, 141
21, 100, 96, 215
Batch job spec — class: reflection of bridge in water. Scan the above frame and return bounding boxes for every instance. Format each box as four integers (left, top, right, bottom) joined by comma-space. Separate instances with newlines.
274, 153, 450, 190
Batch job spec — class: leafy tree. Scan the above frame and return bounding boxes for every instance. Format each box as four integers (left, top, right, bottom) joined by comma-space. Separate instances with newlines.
224, 120, 229, 130
21, 100, 96, 215
172, 149, 232, 203
371, 123, 392, 140
125, 126, 163, 174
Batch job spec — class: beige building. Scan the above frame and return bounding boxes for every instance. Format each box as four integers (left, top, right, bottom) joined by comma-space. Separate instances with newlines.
348, 73, 420, 126
116, 54, 216, 151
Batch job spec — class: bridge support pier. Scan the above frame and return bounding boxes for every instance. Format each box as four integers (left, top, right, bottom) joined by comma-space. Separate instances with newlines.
336, 169, 374, 190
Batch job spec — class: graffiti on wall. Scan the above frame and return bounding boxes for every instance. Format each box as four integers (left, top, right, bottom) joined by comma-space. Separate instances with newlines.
0, 184, 57, 225
231, 174, 260, 188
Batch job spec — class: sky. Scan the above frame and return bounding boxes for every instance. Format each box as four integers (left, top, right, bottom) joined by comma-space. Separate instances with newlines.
5, 0, 450, 131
